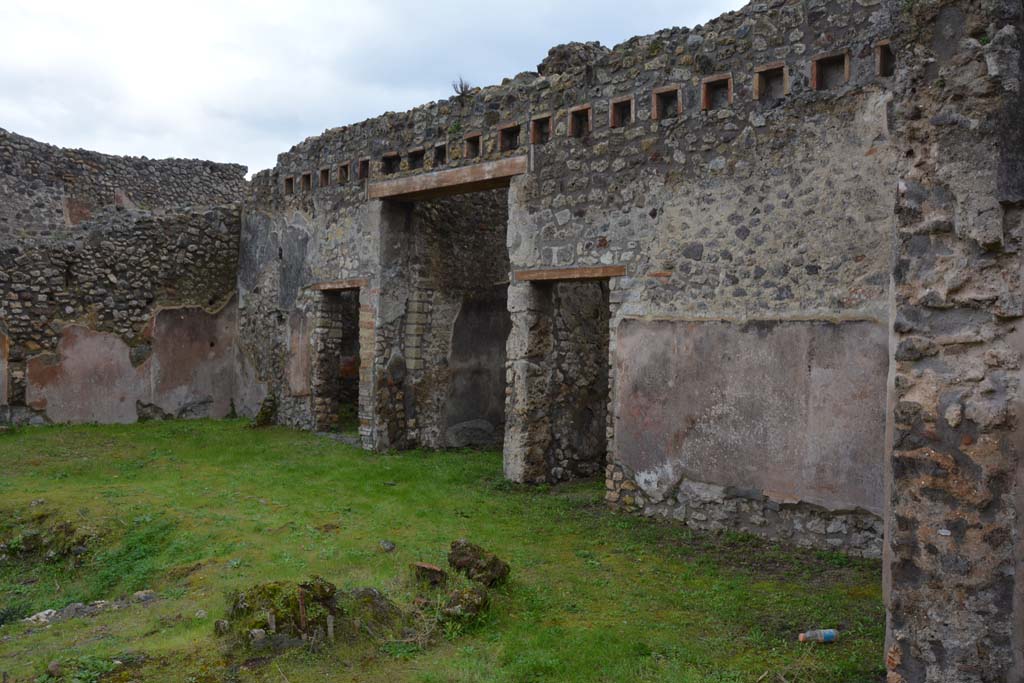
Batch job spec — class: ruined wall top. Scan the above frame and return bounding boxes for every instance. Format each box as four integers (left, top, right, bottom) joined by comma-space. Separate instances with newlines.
0, 127, 248, 240
253, 0, 898, 200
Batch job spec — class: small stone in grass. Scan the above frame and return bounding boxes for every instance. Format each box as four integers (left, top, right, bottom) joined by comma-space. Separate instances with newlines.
379, 540, 396, 553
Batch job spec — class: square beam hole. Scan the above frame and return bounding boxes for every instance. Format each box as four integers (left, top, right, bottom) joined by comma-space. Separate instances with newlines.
569, 106, 591, 138
812, 51, 849, 90
754, 64, 788, 102
652, 87, 680, 120
434, 143, 447, 166
464, 134, 481, 159
382, 153, 400, 175
610, 97, 633, 128
358, 158, 370, 180
876, 42, 895, 77
499, 124, 521, 152
301, 173, 312, 192
408, 149, 425, 170
531, 116, 551, 145
701, 75, 732, 110
319, 168, 330, 188
284, 177, 294, 195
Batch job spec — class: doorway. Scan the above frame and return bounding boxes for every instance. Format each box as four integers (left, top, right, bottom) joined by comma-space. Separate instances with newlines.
503, 276, 612, 482
312, 288, 361, 435
373, 187, 512, 450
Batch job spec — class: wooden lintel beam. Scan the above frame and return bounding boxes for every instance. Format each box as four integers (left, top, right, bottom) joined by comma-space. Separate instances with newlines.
367, 156, 527, 201
307, 278, 369, 291
512, 265, 626, 283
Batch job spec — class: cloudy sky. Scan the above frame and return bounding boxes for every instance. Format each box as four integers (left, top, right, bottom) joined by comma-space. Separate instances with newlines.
0, 0, 740, 175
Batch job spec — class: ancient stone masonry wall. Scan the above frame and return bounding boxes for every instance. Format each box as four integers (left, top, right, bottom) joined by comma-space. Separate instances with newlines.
237, 171, 379, 434
235, 0, 1024, 676
0, 205, 248, 423
883, 0, 1024, 680
0, 130, 251, 424
498, 2, 897, 558
244, 0, 900, 546
1, 0, 1019, 674
0, 128, 247, 239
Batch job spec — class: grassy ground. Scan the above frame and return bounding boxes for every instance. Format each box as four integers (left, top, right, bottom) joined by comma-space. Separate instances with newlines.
0, 420, 885, 682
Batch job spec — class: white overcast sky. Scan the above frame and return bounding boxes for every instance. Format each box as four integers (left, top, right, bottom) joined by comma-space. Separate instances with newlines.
0, 0, 741, 175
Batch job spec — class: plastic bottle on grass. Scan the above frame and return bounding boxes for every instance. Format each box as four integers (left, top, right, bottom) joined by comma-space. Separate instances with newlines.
798, 629, 838, 643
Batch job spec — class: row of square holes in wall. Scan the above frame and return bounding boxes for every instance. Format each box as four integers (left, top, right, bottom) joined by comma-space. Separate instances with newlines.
282, 43, 895, 195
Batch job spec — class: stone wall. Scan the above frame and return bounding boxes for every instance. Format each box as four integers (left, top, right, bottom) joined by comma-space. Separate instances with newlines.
0, 132, 253, 424
0, 128, 247, 239
0, 0, 1019, 676
244, 0, 899, 538
237, 168, 380, 433
883, 1, 1024, 680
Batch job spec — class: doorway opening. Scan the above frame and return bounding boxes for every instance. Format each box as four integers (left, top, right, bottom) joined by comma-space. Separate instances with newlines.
375, 187, 512, 450
411, 189, 510, 449
312, 288, 361, 435
543, 279, 612, 479
503, 274, 613, 483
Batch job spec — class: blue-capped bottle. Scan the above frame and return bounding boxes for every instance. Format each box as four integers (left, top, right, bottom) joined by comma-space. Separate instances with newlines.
798, 629, 838, 643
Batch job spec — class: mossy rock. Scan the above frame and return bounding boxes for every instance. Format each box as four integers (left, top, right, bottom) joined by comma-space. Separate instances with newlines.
221, 577, 410, 653
340, 587, 408, 640
0, 514, 91, 564
440, 586, 489, 624
447, 540, 510, 587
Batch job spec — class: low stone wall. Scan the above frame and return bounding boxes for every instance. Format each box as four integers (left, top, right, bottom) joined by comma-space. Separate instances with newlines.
611, 465, 883, 558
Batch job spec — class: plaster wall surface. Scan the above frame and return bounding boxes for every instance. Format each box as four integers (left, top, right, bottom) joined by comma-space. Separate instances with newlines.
24, 303, 240, 423
615, 319, 887, 513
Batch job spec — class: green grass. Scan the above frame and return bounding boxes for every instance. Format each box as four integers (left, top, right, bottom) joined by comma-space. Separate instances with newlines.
0, 420, 885, 682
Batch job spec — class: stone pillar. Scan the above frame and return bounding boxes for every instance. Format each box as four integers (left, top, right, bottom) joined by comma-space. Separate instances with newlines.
885, 5, 1023, 677
357, 285, 376, 450
503, 280, 553, 483
368, 199, 413, 451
